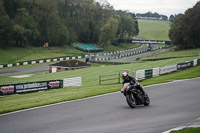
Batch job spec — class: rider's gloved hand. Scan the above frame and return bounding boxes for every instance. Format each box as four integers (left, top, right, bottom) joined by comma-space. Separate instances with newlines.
133, 83, 137, 87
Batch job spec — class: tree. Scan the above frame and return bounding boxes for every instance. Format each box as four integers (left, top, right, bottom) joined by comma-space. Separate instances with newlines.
3, 0, 25, 18
0, 0, 14, 47
0, 0, 6, 16
118, 13, 137, 39
169, 1, 200, 49
13, 24, 31, 47
0, 15, 14, 47
14, 8, 39, 46
99, 18, 118, 47
0, 0, 139, 48
168, 18, 183, 47
27, 0, 70, 46
169, 14, 183, 22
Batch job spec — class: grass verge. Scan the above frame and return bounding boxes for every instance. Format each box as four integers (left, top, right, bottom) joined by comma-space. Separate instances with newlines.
0, 46, 86, 64
141, 48, 200, 60
141, 65, 200, 86
170, 127, 200, 133
0, 50, 199, 86
0, 65, 200, 114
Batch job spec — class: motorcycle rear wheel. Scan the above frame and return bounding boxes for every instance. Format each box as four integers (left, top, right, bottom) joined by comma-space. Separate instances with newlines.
126, 92, 137, 108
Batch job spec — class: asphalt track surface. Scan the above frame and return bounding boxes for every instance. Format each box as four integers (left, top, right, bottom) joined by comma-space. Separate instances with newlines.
95, 44, 157, 60
0, 65, 49, 76
0, 78, 200, 133
112, 49, 169, 62
0, 48, 168, 77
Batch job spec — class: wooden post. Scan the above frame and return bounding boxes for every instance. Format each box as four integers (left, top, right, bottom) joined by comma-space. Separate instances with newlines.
118, 72, 120, 84
99, 75, 101, 85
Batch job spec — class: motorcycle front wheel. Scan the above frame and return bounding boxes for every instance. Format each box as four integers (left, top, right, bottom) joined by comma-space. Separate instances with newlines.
126, 92, 137, 108
143, 93, 150, 106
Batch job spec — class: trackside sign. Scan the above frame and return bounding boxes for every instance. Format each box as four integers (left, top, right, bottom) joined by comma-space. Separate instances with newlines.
159, 65, 177, 75
177, 62, 191, 70
0, 80, 63, 95
117, 39, 172, 45
0, 77, 82, 95
15, 82, 48, 93
132, 40, 166, 44
0, 85, 15, 95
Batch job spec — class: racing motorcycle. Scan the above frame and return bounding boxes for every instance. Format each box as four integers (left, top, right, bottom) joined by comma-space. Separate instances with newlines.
121, 83, 150, 108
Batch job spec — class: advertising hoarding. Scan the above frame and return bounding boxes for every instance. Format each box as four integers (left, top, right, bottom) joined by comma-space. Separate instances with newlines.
160, 65, 177, 75
0, 85, 15, 95
177, 62, 191, 70
0, 80, 63, 95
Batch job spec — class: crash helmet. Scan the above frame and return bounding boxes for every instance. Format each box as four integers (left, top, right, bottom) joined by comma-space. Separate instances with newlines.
122, 72, 128, 80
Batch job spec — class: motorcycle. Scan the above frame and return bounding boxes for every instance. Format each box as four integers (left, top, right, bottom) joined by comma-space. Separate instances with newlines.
121, 83, 150, 108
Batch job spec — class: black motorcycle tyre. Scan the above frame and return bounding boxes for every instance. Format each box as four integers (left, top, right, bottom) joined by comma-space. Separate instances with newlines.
126, 92, 137, 108
143, 93, 150, 106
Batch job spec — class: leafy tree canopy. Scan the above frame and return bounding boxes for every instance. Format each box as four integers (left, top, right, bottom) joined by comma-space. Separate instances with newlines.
169, 1, 200, 49
0, 0, 139, 48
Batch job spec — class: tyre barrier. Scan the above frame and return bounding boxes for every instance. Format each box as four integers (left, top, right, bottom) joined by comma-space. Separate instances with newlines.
136, 59, 200, 81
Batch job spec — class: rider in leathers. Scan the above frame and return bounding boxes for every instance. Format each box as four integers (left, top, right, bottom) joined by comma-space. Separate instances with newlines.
121, 72, 146, 96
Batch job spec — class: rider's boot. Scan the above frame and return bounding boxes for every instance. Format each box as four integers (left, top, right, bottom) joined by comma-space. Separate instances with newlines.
137, 85, 146, 97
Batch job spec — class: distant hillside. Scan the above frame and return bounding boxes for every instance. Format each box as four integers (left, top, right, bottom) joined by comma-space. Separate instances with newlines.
138, 19, 170, 41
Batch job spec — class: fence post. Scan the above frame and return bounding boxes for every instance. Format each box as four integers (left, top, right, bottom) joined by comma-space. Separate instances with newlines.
118, 72, 120, 83
99, 73, 120, 85
99, 75, 101, 85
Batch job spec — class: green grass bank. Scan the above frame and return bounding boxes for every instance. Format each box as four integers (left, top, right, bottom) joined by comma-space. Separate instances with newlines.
170, 127, 200, 133
0, 65, 199, 114
0, 48, 200, 114
138, 19, 170, 40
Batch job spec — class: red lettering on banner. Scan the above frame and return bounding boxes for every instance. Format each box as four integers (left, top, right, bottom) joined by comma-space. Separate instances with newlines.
0, 86, 14, 94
